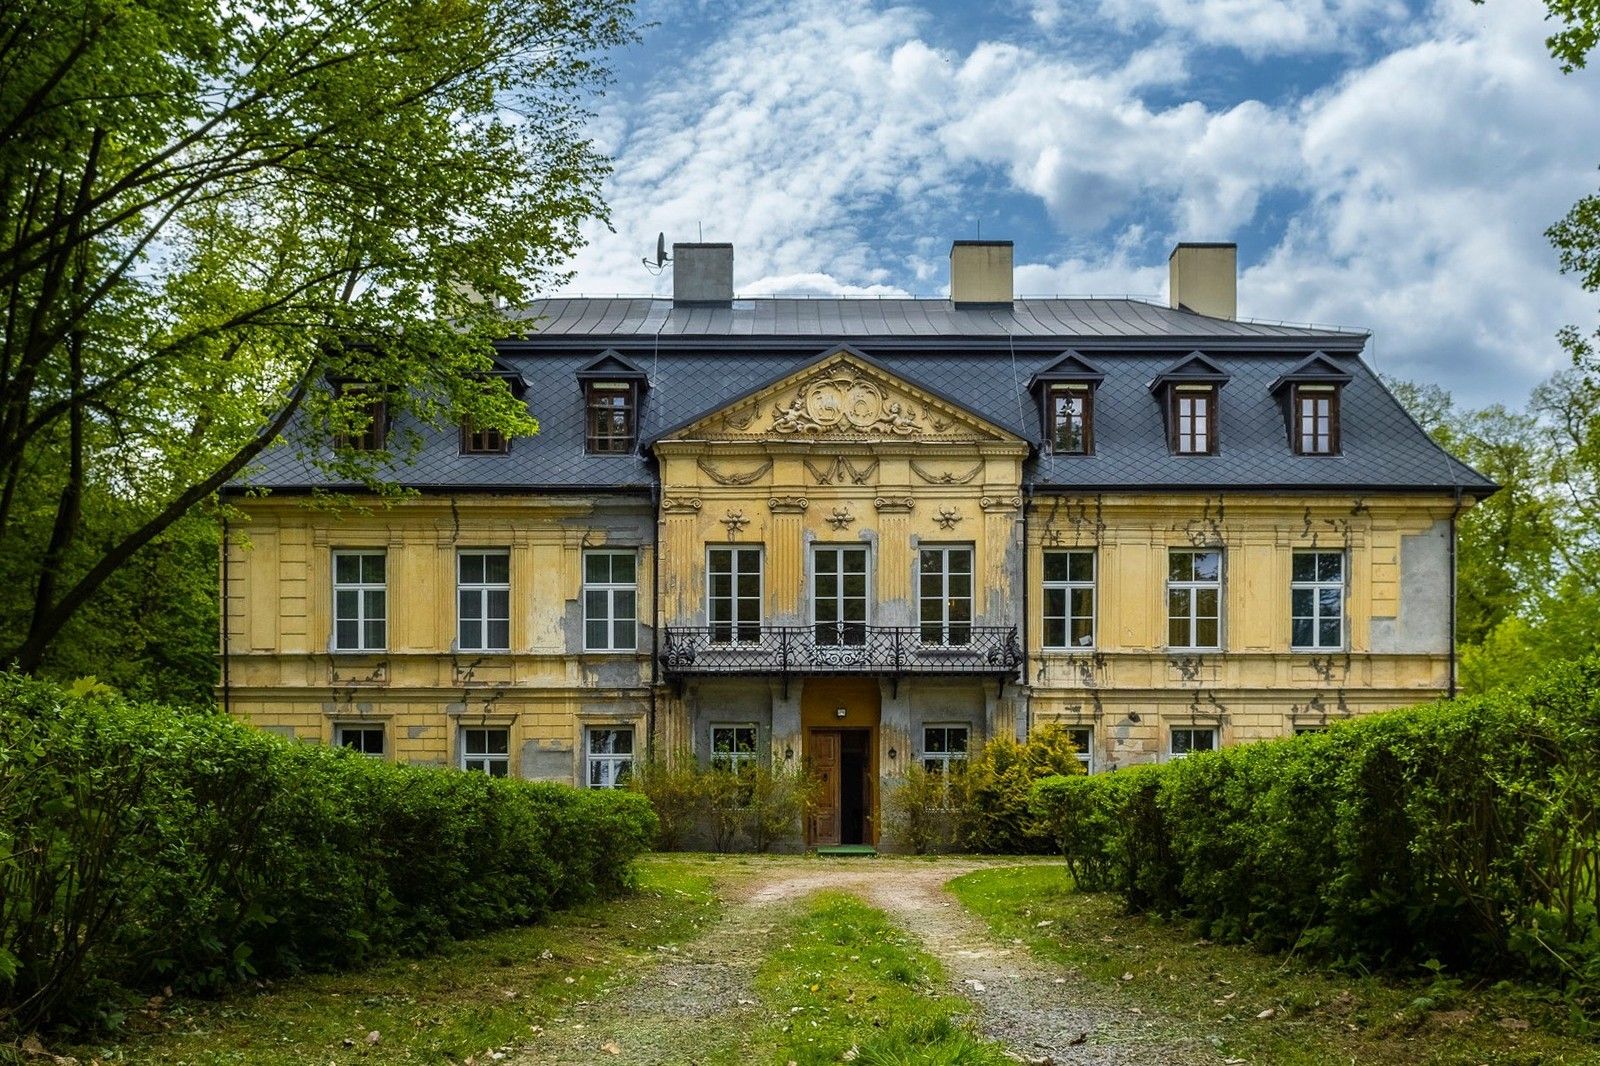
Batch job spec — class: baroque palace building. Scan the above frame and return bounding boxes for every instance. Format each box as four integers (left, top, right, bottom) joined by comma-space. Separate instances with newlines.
223, 240, 1493, 849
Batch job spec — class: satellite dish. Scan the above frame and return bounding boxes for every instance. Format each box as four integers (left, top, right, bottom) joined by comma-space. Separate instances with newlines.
642, 232, 671, 274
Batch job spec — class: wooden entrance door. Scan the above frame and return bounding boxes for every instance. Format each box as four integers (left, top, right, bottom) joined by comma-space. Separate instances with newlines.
809, 730, 841, 845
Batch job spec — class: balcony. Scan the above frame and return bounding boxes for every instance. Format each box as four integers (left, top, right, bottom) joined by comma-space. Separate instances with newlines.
660, 624, 1022, 686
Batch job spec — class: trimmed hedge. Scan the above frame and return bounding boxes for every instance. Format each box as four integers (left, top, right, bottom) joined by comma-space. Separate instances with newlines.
0, 675, 656, 1035
1032, 659, 1600, 1008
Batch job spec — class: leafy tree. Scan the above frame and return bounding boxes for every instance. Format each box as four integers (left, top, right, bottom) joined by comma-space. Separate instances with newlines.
0, 0, 635, 675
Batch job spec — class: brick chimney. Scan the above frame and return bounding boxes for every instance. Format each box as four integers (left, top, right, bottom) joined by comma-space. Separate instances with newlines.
672, 243, 734, 306
1168, 242, 1237, 320
950, 240, 1013, 307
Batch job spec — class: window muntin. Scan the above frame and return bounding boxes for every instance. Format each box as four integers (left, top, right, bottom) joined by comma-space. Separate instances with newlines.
1170, 726, 1216, 758
336, 724, 385, 757
1171, 386, 1216, 455
460, 422, 507, 455
813, 546, 868, 647
1065, 726, 1093, 772
1167, 549, 1222, 650
584, 382, 636, 454
332, 550, 386, 651
1291, 551, 1345, 650
1042, 550, 1095, 649
1294, 385, 1339, 455
1049, 385, 1093, 454
918, 545, 973, 646
586, 727, 634, 788
584, 550, 638, 652
922, 725, 969, 775
334, 385, 387, 451
461, 726, 510, 776
710, 724, 759, 774
708, 547, 762, 644
457, 550, 510, 652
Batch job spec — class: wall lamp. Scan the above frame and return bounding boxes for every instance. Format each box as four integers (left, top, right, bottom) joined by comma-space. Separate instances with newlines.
835, 706, 847, 719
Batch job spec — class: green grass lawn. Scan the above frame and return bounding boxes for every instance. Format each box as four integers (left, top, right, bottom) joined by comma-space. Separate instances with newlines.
63, 864, 718, 1065
948, 865, 1600, 1066
741, 891, 1009, 1066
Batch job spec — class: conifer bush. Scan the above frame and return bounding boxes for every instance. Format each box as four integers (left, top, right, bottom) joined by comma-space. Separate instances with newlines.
0, 675, 655, 1036
1031, 658, 1600, 1009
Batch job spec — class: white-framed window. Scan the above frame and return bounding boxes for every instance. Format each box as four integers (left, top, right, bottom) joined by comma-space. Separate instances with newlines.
918, 545, 973, 646
1167, 548, 1222, 650
1043, 550, 1095, 649
922, 724, 969, 774
708, 546, 762, 644
335, 723, 385, 757
1294, 385, 1339, 455
1291, 551, 1345, 650
332, 549, 386, 651
1064, 726, 1093, 772
1171, 385, 1217, 455
586, 727, 634, 788
813, 545, 869, 647
461, 726, 510, 777
584, 550, 638, 652
1294, 726, 1326, 736
710, 724, 759, 774
457, 550, 510, 652
1170, 726, 1216, 759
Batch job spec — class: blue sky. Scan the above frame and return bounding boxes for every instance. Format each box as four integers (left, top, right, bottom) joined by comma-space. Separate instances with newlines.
558, 0, 1600, 407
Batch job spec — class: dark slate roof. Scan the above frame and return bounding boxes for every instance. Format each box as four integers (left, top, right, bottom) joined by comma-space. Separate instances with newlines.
235, 297, 1491, 497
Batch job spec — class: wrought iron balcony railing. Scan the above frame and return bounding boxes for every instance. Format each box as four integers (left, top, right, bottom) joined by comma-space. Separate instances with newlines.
660, 624, 1022, 681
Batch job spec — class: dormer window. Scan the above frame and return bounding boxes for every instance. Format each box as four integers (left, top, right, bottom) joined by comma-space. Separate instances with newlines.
1028, 351, 1104, 457
1171, 386, 1216, 455
1294, 385, 1339, 454
1151, 352, 1230, 458
1049, 385, 1093, 454
460, 421, 507, 455
585, 382, 636, 453
334, 383, 387, 452
1271, 353, 1350, 457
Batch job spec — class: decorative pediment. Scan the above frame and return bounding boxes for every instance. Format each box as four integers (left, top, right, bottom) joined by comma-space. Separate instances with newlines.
1028, 350, 1105, 392
653, 347, 1021, 445
1148, 351, 1230, 394
1269, 352, 1352, 394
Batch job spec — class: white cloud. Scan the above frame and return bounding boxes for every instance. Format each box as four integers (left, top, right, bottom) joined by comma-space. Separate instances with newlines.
1090, 0, 1409, 55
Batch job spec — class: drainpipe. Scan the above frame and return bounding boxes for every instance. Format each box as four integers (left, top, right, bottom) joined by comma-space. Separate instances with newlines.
220, 513, 232, 715
1448, 486, 1462, 699
1020, 482, 1033, 738
649, 481, 661, 757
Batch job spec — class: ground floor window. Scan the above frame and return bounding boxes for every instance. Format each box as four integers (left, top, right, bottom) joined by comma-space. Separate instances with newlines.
336, 723, 384, 757
1293, 725, 1326, 736
1064, 726, 1093, 772
461, 726, 510, 776
710, 724, 759, 774
587, 726, 634, 788
1169, 726, 1216, 759
922, 724, 969, 774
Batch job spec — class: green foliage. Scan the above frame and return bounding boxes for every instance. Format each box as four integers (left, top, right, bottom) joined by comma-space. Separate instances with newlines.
0, 673, 655, 1037
1031, 661, 1600, 1015
630, 754, 820, 852
953, 724, 1087, 854
882, 764, 959, 855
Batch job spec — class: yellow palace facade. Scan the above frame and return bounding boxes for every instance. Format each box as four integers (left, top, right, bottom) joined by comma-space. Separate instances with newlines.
223, 241, 1492, 848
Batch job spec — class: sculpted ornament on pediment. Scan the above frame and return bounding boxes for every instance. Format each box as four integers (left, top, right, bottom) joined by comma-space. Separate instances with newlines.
771, 364, 921, 437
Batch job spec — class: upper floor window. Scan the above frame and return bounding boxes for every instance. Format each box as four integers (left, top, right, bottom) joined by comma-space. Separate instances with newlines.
458, 550, 510, 652
1291, 551, 1345, 650
585, 382, 636, 454
1294, 385, 1339, 455
584, 550, 638, 652
586, 726, 634, 788
813, 545, 868, 647
708, 546, 762, 644
1042, 549, 1095, 649
332, 549, 386, 651
461, 726, 510, 776
1049, 384, 1093, 454
460, 421, 507, 455
334, 384, 387, 451
919, 545, 973, 646
1170, 386, 1216, 455
1167, 548, 1221, 650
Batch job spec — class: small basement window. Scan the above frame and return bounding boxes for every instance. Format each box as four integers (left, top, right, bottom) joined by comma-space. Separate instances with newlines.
461, 726, 510, 776
1170, 726, 1216, 759
336, 724, 385, 757
585, 382, 637, 454
1065, 726, 1094, 772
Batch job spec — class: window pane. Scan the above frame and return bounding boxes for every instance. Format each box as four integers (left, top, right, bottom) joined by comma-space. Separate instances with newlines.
1044, 587, 1065, 619
613, 553, 636, 584
1043, 552, 1070, 582
1196, 587, 1218, 618
1195, 618, 1218, 647
920, 550, 940, 574
925, 728, 946, 753
709, 550, 730, 575
710, 573, 731, 598
462, 619, 483, 649
1318, 553, 1343, 582
336, 620, 358, 649
614, 620, 636, 649
615, 590, 636, 622
1070, 587, 1094, 619
1168, 553, 1190, 581
364, 589, 385, 622
1044, 618, 1066, 647
363, 554, 385, 582
1169, 617, 1188, 647
487, 620, 510, 650
335, 554, 360, 583
737, 572, 759, 597
586, 553, 610, 583
460, 588, 480, 621
950, 551, 971, 574
488, 729, 509, 754
585, 620, 608, 648
484, 553, 509, 584
1292, 553, 1316, 582
335, 589, 358, 621
487, 589, 509, 621
948, 729, 968, 753
585, 589, 609, 622
1069, 617, 1093, 646
1168, 587, 1188, 619
364, 618, 385, 649
488, 761, 508, 778
1193, 551, 1220, 582
1291, 587, 1314, 616
1319, 587, 1342, 616
1070, 552, 1094, 582
1292, 618, 1314, 647
1320, 617, 1341, 647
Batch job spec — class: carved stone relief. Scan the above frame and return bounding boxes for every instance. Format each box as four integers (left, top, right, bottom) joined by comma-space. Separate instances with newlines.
910, 459, 983, 485
697, 458, 773, 485
771, 364, 921, 436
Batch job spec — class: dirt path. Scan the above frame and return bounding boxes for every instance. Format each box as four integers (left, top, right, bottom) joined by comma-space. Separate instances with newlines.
513, 858, 1217, 1065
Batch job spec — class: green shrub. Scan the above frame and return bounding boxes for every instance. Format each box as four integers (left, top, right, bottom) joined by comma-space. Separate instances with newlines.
952, 723, 1086, 854
1030, 658, 1600, 1013
0, 674, 655, 1037
882, 764, 959, 854
630, 755, 820, 852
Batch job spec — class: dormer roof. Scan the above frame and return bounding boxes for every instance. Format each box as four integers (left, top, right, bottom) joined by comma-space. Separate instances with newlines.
1027, 350, 1106, 392
1148, 351, 1230, 393
576, 349, 649, 389
1269, 352, 1353, 394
